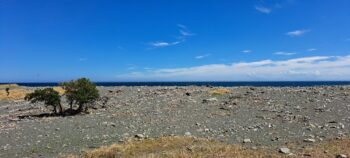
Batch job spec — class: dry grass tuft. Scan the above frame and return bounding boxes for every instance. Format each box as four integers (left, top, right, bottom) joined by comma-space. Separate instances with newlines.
62, 136, 350, 158
77, 136, 279, 158
301, 138, 350, 158
209, 88, 231, 96
0, 86, 65, 101
0, 88, 33, 101
53, 86, 66, 95
0, 84, 20, 89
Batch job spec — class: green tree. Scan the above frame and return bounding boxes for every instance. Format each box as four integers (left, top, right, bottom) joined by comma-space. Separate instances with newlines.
25, 88, 63, 114
61, 78, 99, 113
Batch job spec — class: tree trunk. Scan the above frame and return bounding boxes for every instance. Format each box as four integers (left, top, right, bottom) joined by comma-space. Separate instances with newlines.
69, 101, 73, 110
53, 105, 57, 114
77, 104, 84, 112
58, 103, 63, 114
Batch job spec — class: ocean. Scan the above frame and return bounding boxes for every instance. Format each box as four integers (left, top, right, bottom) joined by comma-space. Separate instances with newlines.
6, 81, 350, 87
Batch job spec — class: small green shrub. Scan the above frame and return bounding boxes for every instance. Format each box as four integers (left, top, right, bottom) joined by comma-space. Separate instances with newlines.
25, 88, 63, 114
5, 87, 10, 96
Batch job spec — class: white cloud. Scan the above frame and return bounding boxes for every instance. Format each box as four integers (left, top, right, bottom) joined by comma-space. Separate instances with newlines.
180, 30, 192, 37
255, 6, 271, 14
149, 24, 193, 48
117, 55, 350, 81
177, 24, 195, 38
286, 29, 310, 37
150, 42, 170, 47
307, 48, 317, 52
195, 54, 211, 59
255, 0, 295, 14
274, 51, 297, 56
149, 41, 180, 48
242, 50, 252, 53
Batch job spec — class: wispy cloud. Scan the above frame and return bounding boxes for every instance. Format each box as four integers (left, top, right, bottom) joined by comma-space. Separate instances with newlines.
241, 50, 252, 53
255, 0, 296, 14
177, 24, 195, 37
149, 41, 180, 48
255, 6, 271, 14
195, 54, 211, 59
274, 51, 297, 56
286, 29, 310, 37
307, 48, 317, 52
117, 55, 350, 81
149, 24, 194, 48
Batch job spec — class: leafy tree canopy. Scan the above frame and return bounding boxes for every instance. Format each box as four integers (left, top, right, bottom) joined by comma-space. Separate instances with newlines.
25, 88, 62, 114
61, 78, 99, 112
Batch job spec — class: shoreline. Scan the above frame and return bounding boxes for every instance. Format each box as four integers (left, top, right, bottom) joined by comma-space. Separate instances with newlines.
2, 81, 350, 88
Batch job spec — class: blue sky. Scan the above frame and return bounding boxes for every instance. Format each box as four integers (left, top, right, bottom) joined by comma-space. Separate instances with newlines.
1, 0, 350, 82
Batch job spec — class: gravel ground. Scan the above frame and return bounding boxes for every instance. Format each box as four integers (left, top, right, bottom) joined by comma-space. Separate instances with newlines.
0, 86, 350, 157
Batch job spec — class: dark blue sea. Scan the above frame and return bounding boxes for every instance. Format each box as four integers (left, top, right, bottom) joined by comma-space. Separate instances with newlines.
5, 81, 350, 87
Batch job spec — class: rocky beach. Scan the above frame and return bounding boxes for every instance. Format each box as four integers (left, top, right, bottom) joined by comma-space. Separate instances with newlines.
0, 85, 350, 157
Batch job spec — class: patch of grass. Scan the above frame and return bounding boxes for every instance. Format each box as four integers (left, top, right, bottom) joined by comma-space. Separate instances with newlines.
0, 88, 33, 101
0, 86, 65, 101
29, 146, 55, 154
53, 86, 66, 95
301, 138, 350, 158
64, 136, 278, 158
0, 84, 19, 89
62, 136, 350, 158
209, 88, 231, 96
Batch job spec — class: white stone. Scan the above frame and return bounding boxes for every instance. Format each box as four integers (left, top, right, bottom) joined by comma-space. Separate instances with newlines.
243, 138, 252, 143
185, 132, 192, 136
304, 138, 316, 143
279, 147, 291, 154
135, 134, 144, 139
336, 154, 347, 158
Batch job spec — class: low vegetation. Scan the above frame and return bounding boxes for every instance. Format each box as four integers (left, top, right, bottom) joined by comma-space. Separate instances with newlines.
0, 83, 19, 89
0, 88, 32, 101
24, 77, 100, 115
25, 88, 63, 114
302, 138, 350, 157
63, 136, 273, 158
62, 136, 350, 158
209, 88, 231, 96
53, 86, 66, 95
5, 87, 10, 96
0, 84, 64, 101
